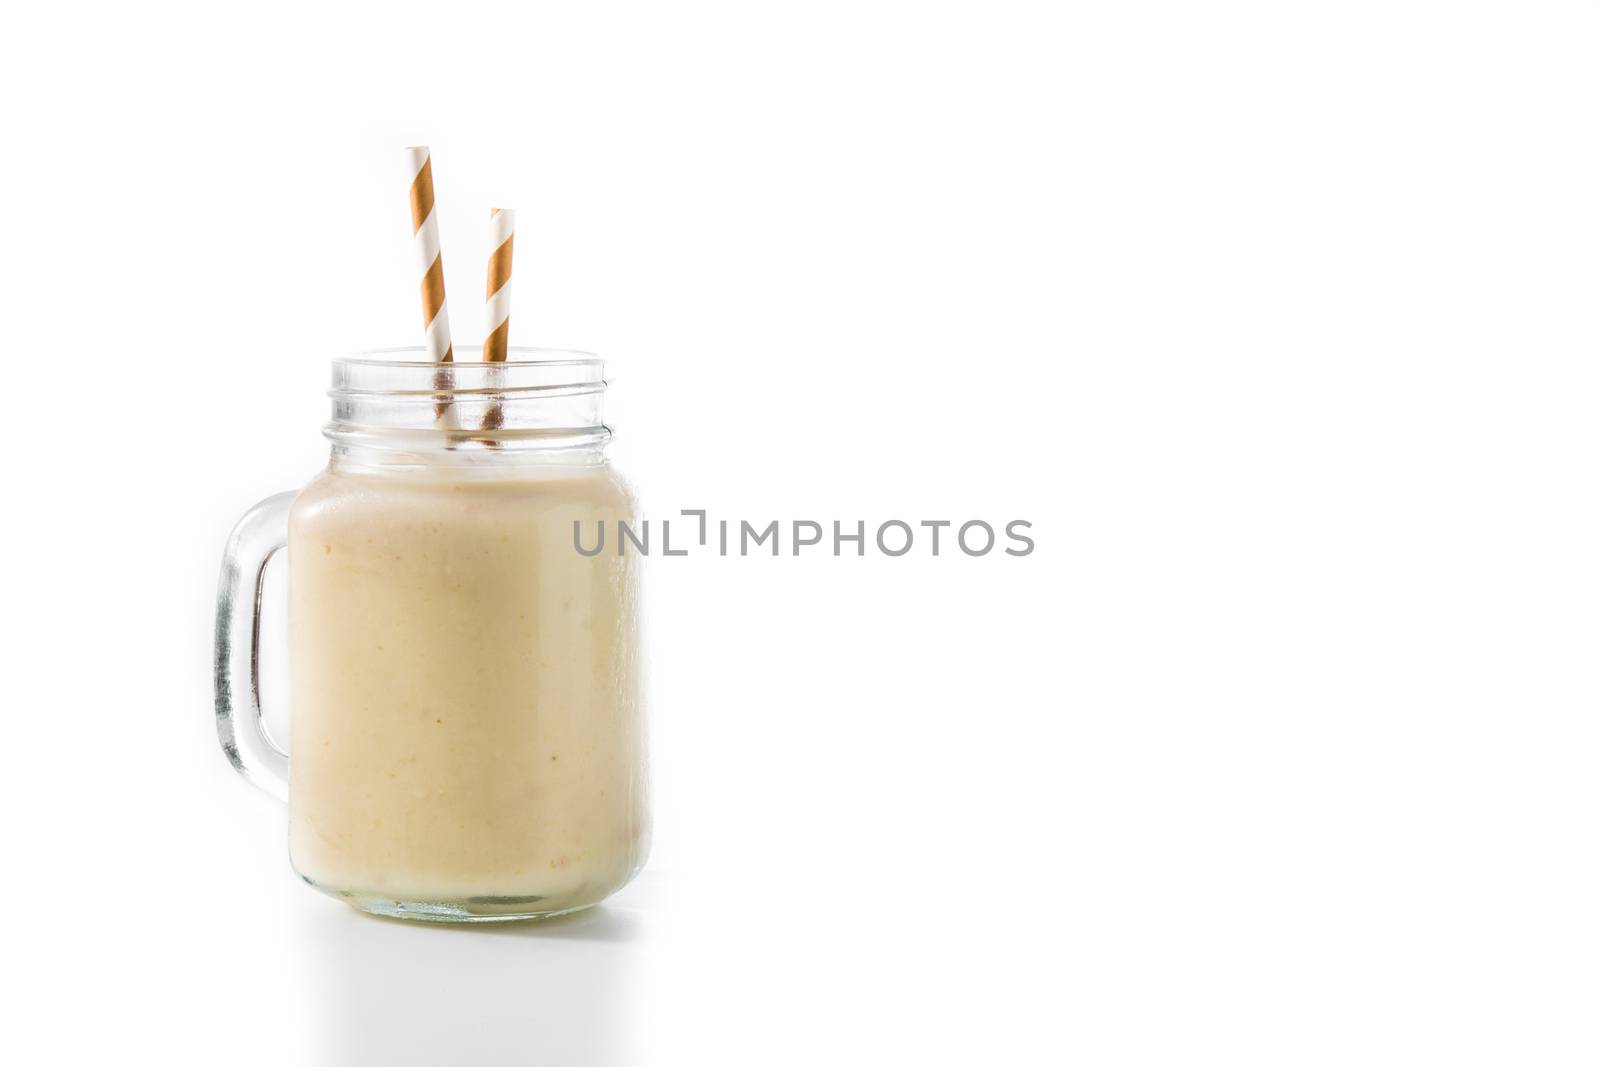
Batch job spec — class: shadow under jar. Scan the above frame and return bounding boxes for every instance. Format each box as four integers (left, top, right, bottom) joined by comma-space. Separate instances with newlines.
215, 350, 649, 922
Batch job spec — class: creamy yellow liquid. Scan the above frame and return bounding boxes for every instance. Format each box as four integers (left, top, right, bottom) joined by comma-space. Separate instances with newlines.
286, 461, 646, 913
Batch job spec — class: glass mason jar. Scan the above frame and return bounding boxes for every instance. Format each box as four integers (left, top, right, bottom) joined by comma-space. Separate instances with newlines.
214, 350, 649, 922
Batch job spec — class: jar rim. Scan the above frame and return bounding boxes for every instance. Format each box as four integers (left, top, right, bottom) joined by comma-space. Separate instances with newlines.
326, 345, 612, 456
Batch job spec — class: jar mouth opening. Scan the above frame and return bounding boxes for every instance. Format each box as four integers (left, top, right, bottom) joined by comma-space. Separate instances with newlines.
331, 347, 607, 399
343, 344, 602, 368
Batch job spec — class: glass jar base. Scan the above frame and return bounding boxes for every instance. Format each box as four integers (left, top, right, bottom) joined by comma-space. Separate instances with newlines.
302, 875, 600, 924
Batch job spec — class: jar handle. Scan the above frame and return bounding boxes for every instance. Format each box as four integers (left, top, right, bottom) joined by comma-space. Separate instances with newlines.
213, 491, 296, 802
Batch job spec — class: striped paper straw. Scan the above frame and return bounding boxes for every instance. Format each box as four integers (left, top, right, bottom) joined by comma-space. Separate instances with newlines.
479, 208, 516, 433
482, 208, 516, 361
405, 146, 455, 424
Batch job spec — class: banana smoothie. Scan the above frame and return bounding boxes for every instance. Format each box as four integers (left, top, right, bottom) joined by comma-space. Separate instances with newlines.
285, 461, 647, 915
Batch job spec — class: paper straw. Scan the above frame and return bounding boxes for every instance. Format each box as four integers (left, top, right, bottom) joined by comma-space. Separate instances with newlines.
478, 208, 516, 433
482, 208, 516, 361
406, 146, 455, 424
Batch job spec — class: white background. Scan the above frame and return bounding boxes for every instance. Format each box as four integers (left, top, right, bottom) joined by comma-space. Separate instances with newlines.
4, 2, 1598, 1063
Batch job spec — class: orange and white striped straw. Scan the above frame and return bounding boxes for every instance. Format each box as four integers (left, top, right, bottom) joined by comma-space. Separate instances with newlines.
406, 146, 455, 423
478, 208, 516, 434
482, 208, 516, 361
